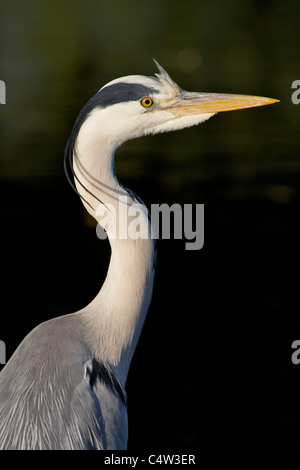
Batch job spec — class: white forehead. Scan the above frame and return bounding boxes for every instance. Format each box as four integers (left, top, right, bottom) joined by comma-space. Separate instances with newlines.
100, 63, 181, 97
101, 75, 159, 91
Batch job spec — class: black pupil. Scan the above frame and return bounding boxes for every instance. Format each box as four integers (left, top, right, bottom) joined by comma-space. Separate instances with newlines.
145, 99, 151, 105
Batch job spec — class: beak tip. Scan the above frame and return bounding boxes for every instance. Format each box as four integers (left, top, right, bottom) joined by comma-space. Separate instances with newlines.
265, 97, 280, 105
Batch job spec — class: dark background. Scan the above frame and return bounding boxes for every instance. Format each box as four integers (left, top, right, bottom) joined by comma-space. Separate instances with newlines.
1, 0, 300, 450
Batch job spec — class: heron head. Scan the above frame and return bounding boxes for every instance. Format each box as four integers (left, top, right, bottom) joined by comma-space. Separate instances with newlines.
73, 59, 278, 151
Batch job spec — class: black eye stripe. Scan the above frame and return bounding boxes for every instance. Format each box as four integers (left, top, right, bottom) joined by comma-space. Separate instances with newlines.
98, 83, 157, 108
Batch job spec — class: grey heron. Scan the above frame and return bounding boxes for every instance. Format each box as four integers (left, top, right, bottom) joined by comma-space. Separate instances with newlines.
0, 60, 278, 450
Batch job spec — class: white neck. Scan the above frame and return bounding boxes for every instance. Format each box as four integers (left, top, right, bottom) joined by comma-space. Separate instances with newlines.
73, 117, 155, 387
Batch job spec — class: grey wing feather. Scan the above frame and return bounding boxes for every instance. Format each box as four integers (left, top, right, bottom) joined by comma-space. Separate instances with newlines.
0, 315, 128, 450
65, 359, 128, 450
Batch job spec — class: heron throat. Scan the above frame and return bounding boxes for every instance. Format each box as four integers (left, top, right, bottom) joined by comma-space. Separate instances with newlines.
70, 121, 156, 387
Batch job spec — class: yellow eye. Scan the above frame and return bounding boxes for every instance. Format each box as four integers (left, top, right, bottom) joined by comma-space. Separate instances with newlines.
141, 97, 153, 108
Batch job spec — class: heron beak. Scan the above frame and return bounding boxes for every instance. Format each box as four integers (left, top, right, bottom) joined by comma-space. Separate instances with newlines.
167, 92, 279, 116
